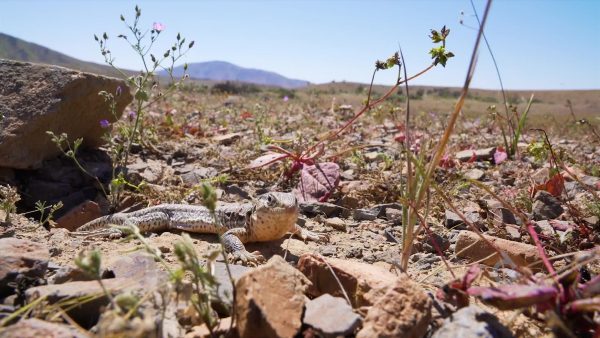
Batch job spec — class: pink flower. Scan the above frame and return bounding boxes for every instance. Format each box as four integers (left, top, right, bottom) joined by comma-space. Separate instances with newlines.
153, 22, 165, 32
283, 96, 289, 102
494, 147, 508, 164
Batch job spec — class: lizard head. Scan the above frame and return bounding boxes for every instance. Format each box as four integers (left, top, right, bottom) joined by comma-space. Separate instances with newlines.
251, 192, 299, 240
255, 192, 298, 214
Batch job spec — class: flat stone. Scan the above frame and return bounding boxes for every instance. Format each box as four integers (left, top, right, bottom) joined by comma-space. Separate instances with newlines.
532, 190, 564, 220
491, 207, 518, 227
354, 208, 378, 221
49, 266, 94, 284
304, 294, 361, 337
212, 132, 243, 145
324, 217, 346, 231
55, 200, 101, 231
356, 277, 432, 338
0, 238, 49, 297
180, 167, 219, 186
0, 318, 87, 338
298, 253, 397, 308
25, 278, 132, 328
0, 60, 132, 169
299, 202, 350, 218
432, 305, 514, 338
535, 220, 556, 237
456, 147, 496, 162
235, 255, 310, 338
455, 230, 542, 270
464, 168, 485, 181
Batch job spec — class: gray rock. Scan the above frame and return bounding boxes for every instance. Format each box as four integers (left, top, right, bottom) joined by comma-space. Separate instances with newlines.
456, 147, 496, 162
0, 238, 49, 297
491, 207, 518, 227
0, 59, 132, 169
432, 305, 514, 338
49, 266, 94, 284
534, 220, 556, 237
532, 191, 564, 220
304, 294, 362, 337
445, 210, 462, 228
106, 252, 167, 290
319, 245, 337, 257
212, 261, 252, 305
300, 202, 350, 218
354, 208, 378, 221
464, 168, 485, 181
180, 167, 218, 186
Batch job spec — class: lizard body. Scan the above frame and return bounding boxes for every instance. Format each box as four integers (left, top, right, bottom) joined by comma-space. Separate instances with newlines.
74, 192, 325, 264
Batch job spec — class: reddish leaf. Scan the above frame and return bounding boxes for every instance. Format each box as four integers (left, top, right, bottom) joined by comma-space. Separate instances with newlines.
240, 111, 253, 119
468, 284, 558, 310
247, 153, 289, 169
533, 173, 564, 197
294, 162, 340, 202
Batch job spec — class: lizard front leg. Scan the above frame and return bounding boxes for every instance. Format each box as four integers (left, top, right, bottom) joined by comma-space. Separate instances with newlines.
222, 228, 265, 266
290, 224, 329, 242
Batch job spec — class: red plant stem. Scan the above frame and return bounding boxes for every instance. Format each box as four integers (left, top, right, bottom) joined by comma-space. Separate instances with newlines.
526, 221, 557, 277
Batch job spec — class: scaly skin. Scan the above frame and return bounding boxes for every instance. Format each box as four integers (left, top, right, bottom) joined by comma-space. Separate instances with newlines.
73, 192, 327, 264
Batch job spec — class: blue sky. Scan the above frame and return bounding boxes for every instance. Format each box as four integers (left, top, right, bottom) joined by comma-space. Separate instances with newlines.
1, 0, 599, 90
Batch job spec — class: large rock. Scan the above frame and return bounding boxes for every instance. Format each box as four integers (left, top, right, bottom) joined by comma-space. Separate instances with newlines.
235, 255, 310, 338
25, 278, 132, 329
356, 277, 432, 338
0, 318, 87, 338
0, 238, 49, 297
455, 230, 542, 270
297, 253, 397, 308
0, 59, 132, 169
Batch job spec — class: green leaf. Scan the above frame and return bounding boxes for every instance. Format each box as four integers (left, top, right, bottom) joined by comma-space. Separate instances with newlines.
135, 89, 149, 102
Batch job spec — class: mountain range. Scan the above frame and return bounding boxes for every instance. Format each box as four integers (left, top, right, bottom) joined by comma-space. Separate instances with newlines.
163, 61, 309, 88
0, 32, 309, 88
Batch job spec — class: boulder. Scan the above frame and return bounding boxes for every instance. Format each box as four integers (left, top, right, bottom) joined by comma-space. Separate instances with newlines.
356, 277, 432, 338
297, 253, 397, 308
0, 238, 49, 297
235, 255, 310, 338
455, 230, 542, 270
0, 59, 132, 169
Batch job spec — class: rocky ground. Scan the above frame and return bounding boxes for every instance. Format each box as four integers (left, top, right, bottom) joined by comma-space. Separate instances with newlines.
0, 61, 599, 337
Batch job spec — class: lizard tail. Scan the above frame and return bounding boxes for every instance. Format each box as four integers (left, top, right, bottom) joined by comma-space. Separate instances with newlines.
76, 214, 128, 232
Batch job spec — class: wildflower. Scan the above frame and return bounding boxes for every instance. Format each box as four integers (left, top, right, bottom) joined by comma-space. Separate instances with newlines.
115, 86, 122, 97
153, 22, 165, 32
283, 96, 289, 102
100, 119, 110, 128
494, 147, 508, 165
166, 109, 177, 116
127, 110, 137, 122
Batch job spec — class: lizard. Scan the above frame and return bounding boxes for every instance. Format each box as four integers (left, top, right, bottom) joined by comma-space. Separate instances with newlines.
73, 192, 327, 265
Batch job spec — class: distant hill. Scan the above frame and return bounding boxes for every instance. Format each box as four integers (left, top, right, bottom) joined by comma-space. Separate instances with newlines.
0, 32, 121, 77
164, 61, 309, 89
